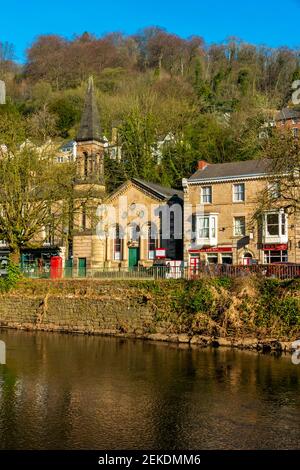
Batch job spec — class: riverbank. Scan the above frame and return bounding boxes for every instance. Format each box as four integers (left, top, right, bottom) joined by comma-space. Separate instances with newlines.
0, 276, 299, 353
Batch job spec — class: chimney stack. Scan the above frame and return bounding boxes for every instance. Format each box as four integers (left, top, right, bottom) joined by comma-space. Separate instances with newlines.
197, 160, 208, 171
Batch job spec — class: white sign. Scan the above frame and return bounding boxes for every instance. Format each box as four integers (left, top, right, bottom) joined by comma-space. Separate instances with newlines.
155, 248, 166, 258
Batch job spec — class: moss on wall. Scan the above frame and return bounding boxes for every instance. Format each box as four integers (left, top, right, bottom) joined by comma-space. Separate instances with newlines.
0, 276, 299, 344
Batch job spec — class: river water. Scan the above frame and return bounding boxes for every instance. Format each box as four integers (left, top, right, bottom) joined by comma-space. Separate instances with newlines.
0, 329, 299, 449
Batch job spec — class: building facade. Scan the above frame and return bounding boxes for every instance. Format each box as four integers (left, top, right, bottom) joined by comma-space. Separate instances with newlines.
183, 159, 300, 267
275, 107, 300, 137
102, 178, 183, 268
71, 78, 183, 273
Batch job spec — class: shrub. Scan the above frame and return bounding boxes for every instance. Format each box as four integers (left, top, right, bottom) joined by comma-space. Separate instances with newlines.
0, 262, 21, 292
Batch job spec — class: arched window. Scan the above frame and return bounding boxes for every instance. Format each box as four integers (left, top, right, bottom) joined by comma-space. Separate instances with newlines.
128, 223, 140, 242
114, 224, 123, 261
83, 152, 88, 177
81, 206, 86, 230
148, 223, 156, 260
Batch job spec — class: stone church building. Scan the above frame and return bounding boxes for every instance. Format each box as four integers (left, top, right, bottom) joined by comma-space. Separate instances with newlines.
72, 78, 183, 273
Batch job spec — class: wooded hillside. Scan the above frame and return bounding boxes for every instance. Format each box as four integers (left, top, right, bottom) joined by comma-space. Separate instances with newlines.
1, 28, 300, 190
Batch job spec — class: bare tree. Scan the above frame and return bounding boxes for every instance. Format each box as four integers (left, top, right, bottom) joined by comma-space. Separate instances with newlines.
0, 144, 75, 263
27, 106, 58, 142
0, 41, 15, 76
257, 129, 300, 215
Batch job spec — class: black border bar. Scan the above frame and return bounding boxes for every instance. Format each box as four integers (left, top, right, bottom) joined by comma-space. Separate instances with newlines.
0, 450, 299, 467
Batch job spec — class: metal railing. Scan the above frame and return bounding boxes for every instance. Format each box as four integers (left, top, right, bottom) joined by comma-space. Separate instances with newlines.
19, 263, 300, 281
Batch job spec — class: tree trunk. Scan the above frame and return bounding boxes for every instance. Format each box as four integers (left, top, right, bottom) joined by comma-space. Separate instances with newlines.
9, 248, 20, 266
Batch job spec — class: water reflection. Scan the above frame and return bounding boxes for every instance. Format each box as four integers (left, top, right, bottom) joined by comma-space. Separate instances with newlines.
0, 329, 299, 449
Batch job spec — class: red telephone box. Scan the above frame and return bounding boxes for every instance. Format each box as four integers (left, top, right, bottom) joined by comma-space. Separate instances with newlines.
50, 256, 63, 279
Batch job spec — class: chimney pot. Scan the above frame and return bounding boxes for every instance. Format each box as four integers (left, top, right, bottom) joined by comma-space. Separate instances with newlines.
197, 160, 208, 171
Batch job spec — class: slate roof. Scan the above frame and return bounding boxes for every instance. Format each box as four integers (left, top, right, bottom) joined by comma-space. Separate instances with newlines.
188, 159, 274, 182
60, 140, 75, 151
275, 107, 300, 121
132, 178, 183, 200
76, 77, 102, 142
106, 178, 183, 202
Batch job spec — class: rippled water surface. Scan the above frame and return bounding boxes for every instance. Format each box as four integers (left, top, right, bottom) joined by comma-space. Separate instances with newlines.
0, 329, 299, 449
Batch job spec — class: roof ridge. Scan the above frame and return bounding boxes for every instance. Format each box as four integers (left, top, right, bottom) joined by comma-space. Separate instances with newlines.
188, 158, 273, 182
132, 178, 183, 195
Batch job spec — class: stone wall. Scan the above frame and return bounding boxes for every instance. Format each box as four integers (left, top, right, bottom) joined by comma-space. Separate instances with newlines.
0, 282, 155, 335
0, 278, 298, 353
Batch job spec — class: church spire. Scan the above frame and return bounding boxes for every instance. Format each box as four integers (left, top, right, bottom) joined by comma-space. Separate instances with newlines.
76, 76, 102, 142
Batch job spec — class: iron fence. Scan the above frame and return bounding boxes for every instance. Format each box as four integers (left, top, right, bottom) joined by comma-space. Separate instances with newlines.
20, 263, 300, 281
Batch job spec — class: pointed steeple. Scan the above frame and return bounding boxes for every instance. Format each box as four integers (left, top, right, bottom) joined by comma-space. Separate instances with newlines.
76, 77, 102, 142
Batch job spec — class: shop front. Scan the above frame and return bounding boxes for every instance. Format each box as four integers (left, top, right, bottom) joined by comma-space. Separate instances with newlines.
189, 247, 233, 272
21, 247, 61, 275
262, 244, 288, 264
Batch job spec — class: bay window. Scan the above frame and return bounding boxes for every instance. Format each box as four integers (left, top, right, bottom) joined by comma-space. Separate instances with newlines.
199, 216, 209, 238
262, 210, 288, 244
196, 214, 218, 246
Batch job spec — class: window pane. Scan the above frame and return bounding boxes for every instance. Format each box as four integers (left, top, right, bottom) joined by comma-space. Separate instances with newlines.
266, 213, 279, 235
233, 184, 245, 201
199, 216, 209, 238
267, 214, 278, 225
148, 223, 156, 255
211, 217, 215, 237
268, 182, 280, 198
264, 250, 288, 264
202, 186, 212, 203
222, 254, 232, 265
234, 216, 245, 236
114, 224, 122, 260
281, 213, 286, 235
207, 254, 218, 264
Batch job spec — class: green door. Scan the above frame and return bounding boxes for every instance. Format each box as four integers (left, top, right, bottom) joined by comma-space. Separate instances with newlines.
78, 257, 86, 277
128, 248, 139, 268
65, 258, 73, 278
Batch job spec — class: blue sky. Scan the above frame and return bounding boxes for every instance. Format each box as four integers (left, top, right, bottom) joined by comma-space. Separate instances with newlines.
1, 0, 300, 62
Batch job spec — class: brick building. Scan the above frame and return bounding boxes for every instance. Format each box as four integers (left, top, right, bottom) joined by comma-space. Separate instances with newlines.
183, 159, 300, 268
275, 107, 300, 137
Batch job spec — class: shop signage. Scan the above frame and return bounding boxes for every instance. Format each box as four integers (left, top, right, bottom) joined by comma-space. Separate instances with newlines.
155, 248, 166, 259
189, 247, 232, 253
263, 244, 288, 251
